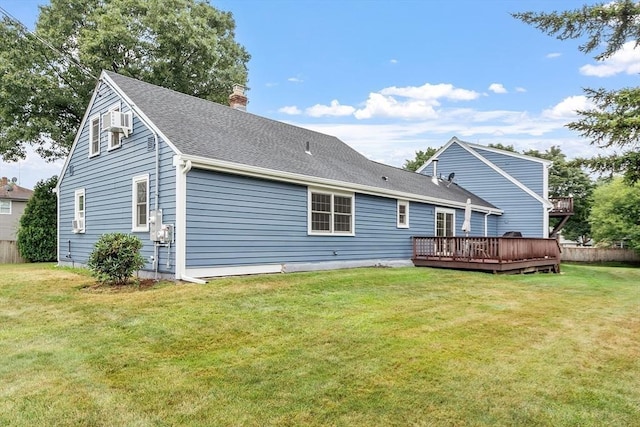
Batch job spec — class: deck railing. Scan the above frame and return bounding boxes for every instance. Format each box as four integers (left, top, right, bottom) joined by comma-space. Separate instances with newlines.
412, 236, 561, 263
549, 197, 573, 214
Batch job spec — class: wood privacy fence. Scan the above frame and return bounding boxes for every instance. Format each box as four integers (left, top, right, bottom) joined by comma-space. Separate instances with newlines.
0, 240, 25, 264
561, 247, 640, 263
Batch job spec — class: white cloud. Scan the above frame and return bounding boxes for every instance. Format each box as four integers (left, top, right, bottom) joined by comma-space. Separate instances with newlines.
546, 52, 562, 59
515, 87, 527, 93
380, 83, 480, 103
265, 82, 278, 88
542, 95, 593, 119
305, 100, 355, 117
278, 105, 302, 115
0, 146, 63, 190
390, 59, 398, 64
288, 77, 303, 83
580, 41, 640, 77
488, 83, 507, 94
354, 93, 438, 120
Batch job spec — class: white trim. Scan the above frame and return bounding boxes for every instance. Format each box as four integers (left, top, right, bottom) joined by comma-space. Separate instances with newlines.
174, 156, 188, 281
397, 199, 409, 228
56, 188, 60, 262
0, 199, 11, 214
88, 114, 101, 158
435, 207, 456, 237
466, 142, 553, 165
106, 102, 123, 150
186, 264, 282, 278
307, 187, 355, 236
183, 154, 502, 215
418, 137, 553, 210
56, 78, 104, 193
131, 174, 150, 232
73, 188, 86, 233
100, 72, 181, 155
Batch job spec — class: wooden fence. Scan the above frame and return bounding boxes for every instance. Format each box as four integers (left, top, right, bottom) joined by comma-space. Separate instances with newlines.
0, 240, 25, 264
561, 247, 640, 263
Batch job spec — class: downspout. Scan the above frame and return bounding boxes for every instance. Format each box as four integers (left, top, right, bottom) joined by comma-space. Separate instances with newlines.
484, 210, 492, 237
174, 156, 206, 284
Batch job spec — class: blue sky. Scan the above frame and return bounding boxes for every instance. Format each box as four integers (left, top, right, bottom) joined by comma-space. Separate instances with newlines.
2, 0, 639, 189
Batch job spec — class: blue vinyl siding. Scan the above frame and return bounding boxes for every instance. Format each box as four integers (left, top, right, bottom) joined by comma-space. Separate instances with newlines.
58, 81, 177, 273
471, 147, 545, 196
425, 142, 545, 237
185, 169, 449, 268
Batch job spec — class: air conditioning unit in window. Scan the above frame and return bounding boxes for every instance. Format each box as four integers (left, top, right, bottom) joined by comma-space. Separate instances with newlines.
101, 110, 132, 137
72, 219, 84, 233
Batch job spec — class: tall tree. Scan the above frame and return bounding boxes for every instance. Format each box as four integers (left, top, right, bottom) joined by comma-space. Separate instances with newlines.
16, 175, 58, 262
524, 146, 595, 245
403, 147, 437, 172
589, 177, 640, 253
0, 0, 250, 162
514, 1, 640, 183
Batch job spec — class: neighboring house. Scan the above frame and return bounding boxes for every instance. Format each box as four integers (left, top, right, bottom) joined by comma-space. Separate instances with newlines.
56, 71, 503, 282
0, 177, 34, 241
416, 137, 555, 238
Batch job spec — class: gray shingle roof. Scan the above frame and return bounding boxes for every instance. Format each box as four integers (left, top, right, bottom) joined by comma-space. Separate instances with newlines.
105, 71, 496, 210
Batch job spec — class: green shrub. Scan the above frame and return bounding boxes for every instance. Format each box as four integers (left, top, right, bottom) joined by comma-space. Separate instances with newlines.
87, 233, 145, 285
17, 176, 58, 262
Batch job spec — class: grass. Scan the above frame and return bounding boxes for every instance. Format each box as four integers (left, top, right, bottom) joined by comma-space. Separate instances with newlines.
0, 263, 638, 426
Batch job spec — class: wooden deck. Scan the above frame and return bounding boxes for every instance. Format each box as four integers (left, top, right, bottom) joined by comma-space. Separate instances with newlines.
412, 236, 561, 274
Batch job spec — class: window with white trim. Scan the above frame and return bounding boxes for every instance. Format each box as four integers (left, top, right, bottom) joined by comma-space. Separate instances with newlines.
132, 174, 149, 232
397, 200, 409, 228
73, 189, 85, 233
435, 207, 455, 237
0, 200, 11, 214
89, 114, 100, 157
309, 189, 354, 235
107, 104, 123, 150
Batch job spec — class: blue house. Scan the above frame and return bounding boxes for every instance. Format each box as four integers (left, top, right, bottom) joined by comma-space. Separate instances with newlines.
57, 71, 512, 281
416, 137, 555, 238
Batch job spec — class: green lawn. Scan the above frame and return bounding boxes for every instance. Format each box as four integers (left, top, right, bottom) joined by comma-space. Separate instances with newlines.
0, 263, 638, 426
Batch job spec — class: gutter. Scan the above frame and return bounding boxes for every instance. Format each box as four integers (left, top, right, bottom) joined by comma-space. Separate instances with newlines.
181, 154, 503, 215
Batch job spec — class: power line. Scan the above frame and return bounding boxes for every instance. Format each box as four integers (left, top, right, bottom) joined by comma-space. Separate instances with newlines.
0, 5, 96, 80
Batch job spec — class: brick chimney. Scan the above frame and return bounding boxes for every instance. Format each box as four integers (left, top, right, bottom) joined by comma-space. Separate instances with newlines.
1, 177, 7, 187
229, 84, 247, 111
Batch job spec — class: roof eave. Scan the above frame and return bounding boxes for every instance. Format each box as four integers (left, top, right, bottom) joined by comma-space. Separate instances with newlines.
180, 154, 503, 214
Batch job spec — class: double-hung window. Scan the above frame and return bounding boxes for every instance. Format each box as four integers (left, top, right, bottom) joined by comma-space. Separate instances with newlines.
309, 189, 354, 235
89, 114, 100, 157
107, 103, 122, 150
0, 200, 11, 214
132, 174, 149, 232
73, 189, 85, 233
397, 200, 409, 228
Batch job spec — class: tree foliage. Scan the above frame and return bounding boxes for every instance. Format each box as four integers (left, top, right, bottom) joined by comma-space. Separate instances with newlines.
524, 146, 595, 244
488, 143, 517, 152
16, 175, 58, 262
403, 147, 437, 172
88, 233, 145, 285
589, 178, 640, 253
0, 0, 250, 161
513, 1, 640, 183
